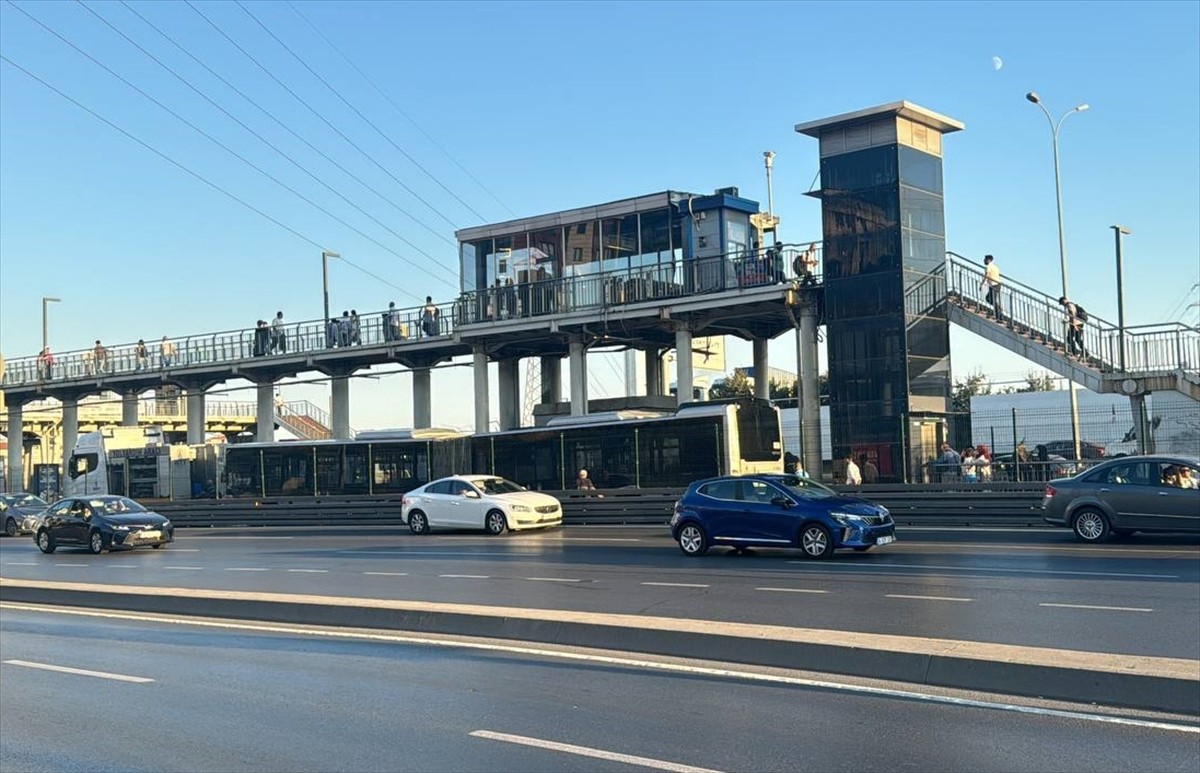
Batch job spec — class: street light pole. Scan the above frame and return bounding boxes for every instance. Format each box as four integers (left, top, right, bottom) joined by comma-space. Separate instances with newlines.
1111, 225, 1131, 372
1026, 91, 1088, 463
321, 251, 341, 325
41, 296, 61, 352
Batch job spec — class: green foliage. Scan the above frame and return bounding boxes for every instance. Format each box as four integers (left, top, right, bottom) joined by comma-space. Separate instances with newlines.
952, 369, 992, 413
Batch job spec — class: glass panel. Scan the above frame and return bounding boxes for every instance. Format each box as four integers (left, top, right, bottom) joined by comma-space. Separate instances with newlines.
898, 145, 943, 194
564, 220, 600, 277
263, 448, 313, 496
601, 214, 639, 274
820, 144, 898, 193
899, 186, 945, 236
528, 228, 562, 282
371, 443, 426, 493
460, 242, 477, 294
821, 189, 901, 279
465, 238, 492, 291
223, 447, 261, 497
637, 209, 670, 267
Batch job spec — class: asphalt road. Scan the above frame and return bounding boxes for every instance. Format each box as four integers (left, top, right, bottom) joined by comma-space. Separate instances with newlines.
2, 526, 1198, 659
2, 606, 1197, 773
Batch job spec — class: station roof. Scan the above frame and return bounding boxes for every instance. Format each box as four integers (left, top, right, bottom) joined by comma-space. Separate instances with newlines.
794, 100, 964, 138
456, 190, 694, 242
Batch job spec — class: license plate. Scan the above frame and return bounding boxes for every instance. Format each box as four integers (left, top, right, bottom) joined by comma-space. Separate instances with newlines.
876, 535, 895, 546
139, 531, 161, 541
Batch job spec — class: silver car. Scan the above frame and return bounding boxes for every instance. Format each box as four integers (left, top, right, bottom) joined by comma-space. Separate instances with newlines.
1042, 455, 1200, 542
1, 494, 49, 537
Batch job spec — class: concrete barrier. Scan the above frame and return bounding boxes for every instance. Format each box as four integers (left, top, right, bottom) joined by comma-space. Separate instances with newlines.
3, 577, 1196, 715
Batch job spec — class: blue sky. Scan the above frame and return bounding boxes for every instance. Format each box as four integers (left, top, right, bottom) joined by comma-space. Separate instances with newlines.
1, 0, 1197, 430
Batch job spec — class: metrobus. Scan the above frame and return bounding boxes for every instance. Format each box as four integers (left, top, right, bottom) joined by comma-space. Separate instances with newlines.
219, 398, 782, 498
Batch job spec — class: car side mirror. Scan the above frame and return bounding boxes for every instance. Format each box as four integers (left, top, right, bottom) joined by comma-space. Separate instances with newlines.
771, 497, 793, 509
463, 490, 480, 499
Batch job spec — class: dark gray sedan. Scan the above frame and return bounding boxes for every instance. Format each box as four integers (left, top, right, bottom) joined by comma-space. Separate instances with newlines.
1042, 455, 1200, 542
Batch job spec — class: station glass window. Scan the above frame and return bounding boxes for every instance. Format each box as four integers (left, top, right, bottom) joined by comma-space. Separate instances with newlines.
263, 447, 313, 496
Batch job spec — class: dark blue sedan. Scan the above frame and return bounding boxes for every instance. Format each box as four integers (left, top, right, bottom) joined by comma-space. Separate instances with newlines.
670, 474, 896, 559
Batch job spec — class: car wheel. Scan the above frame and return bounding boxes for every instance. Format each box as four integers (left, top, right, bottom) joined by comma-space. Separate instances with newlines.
88, 530, 107, 554
799, 524, 834, 559
408, 511, 429, 535
36, 530, 56, 554
1072, 509, 1111, 543
4, 517, 16, 537
484, 510, 508, 535
677, 523, 708, 556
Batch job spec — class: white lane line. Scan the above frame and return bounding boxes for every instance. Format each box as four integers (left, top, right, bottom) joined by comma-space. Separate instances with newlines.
183, 536, 295, 540
555, 538, 642, 542
286, 569, 328, 574
162, 566, 203, 571
342, 550, 538, 557
525, 577, 582, 583
439, 574, 490, 579
163, 549, 199, 552
641, 582, 709, 589
1039, 603, 1153, 613
56, 564, 89, 567
224, 568, 269, 572
469, 730, 721, 773
786, 561, 1177, 579
7, 605, 1197, 736
904, 541, 1194, 555
887, 594, 973, 603
3, 562, 38, 566
756, 587, 829, 594
105, 565, 139, 569
3, 659, 154, 684
363, 571, 409, 577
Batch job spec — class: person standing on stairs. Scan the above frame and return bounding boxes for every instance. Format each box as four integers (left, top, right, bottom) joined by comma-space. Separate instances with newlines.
1059, 296, 1087, 358
980, 255, 1004, 323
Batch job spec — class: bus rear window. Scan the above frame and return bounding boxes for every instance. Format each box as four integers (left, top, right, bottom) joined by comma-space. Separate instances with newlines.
736, 402, 780, 462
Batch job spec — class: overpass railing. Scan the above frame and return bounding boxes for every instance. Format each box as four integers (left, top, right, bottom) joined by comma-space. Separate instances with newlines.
2, 243, 823, 390
945, 252, 1200, 377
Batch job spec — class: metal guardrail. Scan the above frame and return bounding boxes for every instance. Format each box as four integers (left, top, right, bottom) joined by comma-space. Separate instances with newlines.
1, 244, 822, 391
150, 483, 1049, 529
945, 252, 1200, 377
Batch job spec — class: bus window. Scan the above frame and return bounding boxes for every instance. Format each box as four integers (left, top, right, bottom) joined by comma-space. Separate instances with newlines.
263, 447, 313, 496
736, 401, 782, 462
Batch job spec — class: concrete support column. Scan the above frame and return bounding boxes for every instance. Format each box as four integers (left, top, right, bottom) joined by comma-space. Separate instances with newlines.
798, 306, 822, 479
569, 339, 588, 416
1129, 393, 1156, 455
645, 350, 663, 397
6, 403, 24, 492
412, 369, 432, 429
497, 358, 521, 431
675, 328, 694, 406
752, 338, 770, 400
185, 386, 206, 445
473, 347, 491, 434
256, 381, 276, 443
61, 397, 79, 473
121, 391, 139, 426
331, 375, 351, 440
540, 356, 561, 405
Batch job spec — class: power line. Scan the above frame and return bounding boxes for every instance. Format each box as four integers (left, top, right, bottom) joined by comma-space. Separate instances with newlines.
235, 0, 481, 226
5, 1, 446, 297
183, 0, 458, 241
77, 0, 458, 287
284, 0, 517, 219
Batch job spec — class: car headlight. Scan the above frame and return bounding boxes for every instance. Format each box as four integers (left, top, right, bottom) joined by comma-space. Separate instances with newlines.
113, 525, 130, 532
831, 512, 867, 526
162, 521, 172, 529
877, 506, 889, 517
509, 504, 531, 513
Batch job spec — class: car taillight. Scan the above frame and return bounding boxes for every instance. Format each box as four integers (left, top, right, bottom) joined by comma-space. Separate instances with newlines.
1044, 485, 1056, 498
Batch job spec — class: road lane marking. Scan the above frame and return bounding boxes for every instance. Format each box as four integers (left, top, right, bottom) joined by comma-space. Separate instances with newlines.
162, 566, 203, 571
439, 574, 490, 579
183, 536, 294, 540
641, 582, 709, 589
555, 538, 642, 542
525, 577, 582, 583
3, 562, 38, 566
225, 568, 269, 572
286, 569, 328, 574
6, 604, 1197, 735
469, 730, 722, 773
363, 572, 408, 577
163, 549, 199, 552
786, 561, 1177, 579
57, 564, 89, 567
3, 659, 154, 683
1039, 603, 1153, 613
342, 550, 545, 557
887, 594, 973, 603
901, 541, 1196, 555
106, 565, 138, 568
756, 587, 828, 594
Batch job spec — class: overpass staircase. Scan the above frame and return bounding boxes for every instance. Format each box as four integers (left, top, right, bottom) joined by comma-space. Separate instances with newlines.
923, 253, 1200, 400
275, 400, 333, 440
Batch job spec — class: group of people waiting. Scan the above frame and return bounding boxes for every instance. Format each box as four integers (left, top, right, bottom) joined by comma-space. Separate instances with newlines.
36, 336, 180, 379
932, 443, 994, 483
254, 312, 288, 357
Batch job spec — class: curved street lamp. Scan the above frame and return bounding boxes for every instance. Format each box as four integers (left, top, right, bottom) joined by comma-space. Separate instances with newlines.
1027, 91, 1089, 462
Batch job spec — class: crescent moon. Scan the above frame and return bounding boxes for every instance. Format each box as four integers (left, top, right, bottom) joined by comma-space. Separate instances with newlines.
992, 56, 1004, 71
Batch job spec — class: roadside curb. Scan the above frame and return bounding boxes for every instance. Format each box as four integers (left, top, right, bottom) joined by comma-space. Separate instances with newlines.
3, 578, 1197, 715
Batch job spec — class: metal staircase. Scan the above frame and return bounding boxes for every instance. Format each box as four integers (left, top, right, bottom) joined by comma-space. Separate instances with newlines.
275, 400, 334, 440
942, 253, 1200, 400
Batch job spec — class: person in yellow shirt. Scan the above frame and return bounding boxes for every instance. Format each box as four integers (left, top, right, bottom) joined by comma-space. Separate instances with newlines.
980, 254, 1003, 322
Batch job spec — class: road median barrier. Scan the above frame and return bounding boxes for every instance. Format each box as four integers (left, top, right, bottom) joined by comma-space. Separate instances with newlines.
2, 577, 1196, 715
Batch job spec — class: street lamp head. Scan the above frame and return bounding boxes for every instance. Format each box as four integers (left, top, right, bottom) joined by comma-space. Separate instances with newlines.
1026, 91, 1041, 104
322, 250, 341, 259
1075, 103, 1090, 113
1112, 224, 1132, 235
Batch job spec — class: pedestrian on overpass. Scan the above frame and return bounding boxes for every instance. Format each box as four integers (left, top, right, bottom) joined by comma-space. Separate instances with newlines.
271, 311, 286, 354
980, 255, 1004, 323
1058, 296, 1087, 358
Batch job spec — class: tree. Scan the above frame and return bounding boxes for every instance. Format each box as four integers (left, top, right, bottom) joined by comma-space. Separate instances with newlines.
952, 369, 992, 413
708, 370, 753, 399
769, 379, 795, 399
1016, 370, 1057, 393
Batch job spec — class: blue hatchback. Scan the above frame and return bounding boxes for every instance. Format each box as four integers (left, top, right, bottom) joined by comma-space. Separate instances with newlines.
670, 474, 896, 559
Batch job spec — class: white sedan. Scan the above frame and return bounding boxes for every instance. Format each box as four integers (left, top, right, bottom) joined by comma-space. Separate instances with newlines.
401, 475, 563, 535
